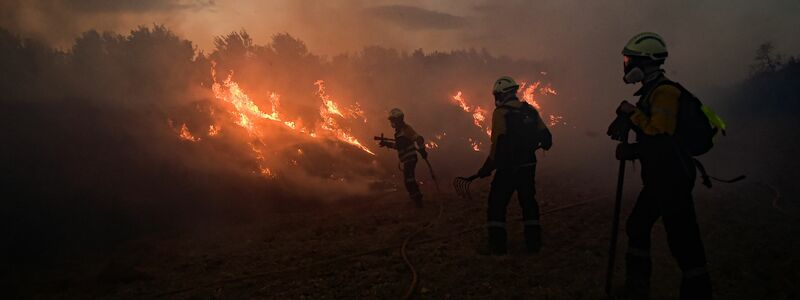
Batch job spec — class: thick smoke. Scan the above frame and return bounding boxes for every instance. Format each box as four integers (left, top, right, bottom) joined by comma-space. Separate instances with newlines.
2, 1, 799, 271
0, 25, 571, 260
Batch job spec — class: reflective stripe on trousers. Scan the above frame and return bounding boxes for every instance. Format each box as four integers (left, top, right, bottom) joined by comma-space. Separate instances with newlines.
627, 247, 651, 258
522, 219, 540, 226
683, 266, 708, 279
487, 221, 506, 228
399, 150, 417, 162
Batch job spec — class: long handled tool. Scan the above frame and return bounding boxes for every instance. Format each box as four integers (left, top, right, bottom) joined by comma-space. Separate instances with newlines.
421, 156, 441, 193
605, 126, 629, 297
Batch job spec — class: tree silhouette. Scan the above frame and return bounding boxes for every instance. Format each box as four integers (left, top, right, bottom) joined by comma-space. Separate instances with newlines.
751, 42, 783, 76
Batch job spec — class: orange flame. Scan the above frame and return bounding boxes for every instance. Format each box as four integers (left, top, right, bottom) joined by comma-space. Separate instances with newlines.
211, 70, 297, 133
451, 92, 491, 138
248, 142, 275, 178
541, 85, 558, 96
518, 81, 542, 110
518, 80, 565, 126
315, 80, 375, 155
208, 124, 221, 136
168, 119, 201, 142
472, 106, 488, 130
178, 64, 376, 178
468, 138, 481, 152
179, 124, 201, 142
548, 114, 566, 126
451, 91, 471, 112
425, 141, 440, 150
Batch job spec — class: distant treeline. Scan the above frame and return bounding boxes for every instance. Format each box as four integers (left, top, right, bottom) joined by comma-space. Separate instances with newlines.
735, 42, 800, 116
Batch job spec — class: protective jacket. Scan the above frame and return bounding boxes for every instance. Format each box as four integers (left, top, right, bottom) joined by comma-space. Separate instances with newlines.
382, 123, 424, 206
394, 124, 421, 163
487, 98, 551, 171
630, 74, 695, 186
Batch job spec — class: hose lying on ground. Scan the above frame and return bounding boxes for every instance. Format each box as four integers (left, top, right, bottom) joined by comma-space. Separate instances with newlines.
152, 199, 594, 298
400, 190, 445, 300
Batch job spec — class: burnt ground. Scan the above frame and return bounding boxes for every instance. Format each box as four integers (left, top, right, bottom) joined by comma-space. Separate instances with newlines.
6, 163, 799, 300
3, 118, 799, 300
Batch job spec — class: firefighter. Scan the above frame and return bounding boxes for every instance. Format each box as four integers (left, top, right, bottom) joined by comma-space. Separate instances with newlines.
609, 32, 712, 299
476, 76, 552, 255
379, 108, 427, 208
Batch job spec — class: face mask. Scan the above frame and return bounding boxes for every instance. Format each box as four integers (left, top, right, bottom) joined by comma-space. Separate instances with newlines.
494, 93, 506, 107
623, 67, 645, 84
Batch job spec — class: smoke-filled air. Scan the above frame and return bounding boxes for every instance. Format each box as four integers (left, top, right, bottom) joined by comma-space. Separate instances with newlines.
1, 1, 799, 299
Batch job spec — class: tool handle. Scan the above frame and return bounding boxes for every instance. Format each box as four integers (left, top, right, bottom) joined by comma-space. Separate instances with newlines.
605, 128, 630, 296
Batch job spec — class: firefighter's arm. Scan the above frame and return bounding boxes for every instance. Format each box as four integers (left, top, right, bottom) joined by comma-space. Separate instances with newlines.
489, 108, 506, 160
478, 155, 495, 178
379, 140, 397, 149
630, 85, 680, 136
415, 135, 428, 159
534, 109, 553, 150
405, 125, 427, 157
478, 108, 506, 177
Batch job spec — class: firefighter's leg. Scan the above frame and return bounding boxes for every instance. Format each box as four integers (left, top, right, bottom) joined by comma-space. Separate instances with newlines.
515, 166, 541, 253
403, 159, 423, 208
661, 188, 711, 300
624, 187, 661, 299
486, 170, 514, 255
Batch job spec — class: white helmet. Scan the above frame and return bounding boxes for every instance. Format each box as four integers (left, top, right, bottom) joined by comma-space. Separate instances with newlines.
492, 76, 519, 95
622, 32, 668, 61
388, 108, 404, 121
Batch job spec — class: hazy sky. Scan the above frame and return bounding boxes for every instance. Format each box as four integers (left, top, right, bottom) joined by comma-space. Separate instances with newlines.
3, 0, 799, 86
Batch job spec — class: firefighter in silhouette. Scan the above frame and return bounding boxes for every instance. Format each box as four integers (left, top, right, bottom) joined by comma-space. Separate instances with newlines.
476, 76, 552, 255
608, 32, 712, 299
378, 108, 427, 207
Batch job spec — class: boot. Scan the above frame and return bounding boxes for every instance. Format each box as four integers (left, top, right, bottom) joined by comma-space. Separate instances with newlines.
487, 227, 507, 255
680, 271, 711, 300
524, 225, 542, 254
623, 253, 652, 299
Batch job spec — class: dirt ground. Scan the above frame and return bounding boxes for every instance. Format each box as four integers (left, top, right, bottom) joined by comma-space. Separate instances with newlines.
7, 161, 798, 299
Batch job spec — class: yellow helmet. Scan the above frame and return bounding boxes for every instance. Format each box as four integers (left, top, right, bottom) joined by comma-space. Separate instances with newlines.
388, 108, 404, 120
492, 76, 519, 95
622, 32, 668, 61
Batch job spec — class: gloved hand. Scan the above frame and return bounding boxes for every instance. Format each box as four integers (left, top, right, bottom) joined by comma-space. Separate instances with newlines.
616, 100, 636, 116
607, 115, 631, 142
615, 143, 640, 161
379, 140, 389, 147
418, 148, 428, 159
477, 167, 493, 178
539, 135, 553, 151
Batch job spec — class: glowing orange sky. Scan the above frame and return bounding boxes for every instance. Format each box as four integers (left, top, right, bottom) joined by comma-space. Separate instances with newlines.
3, 0, 800, 85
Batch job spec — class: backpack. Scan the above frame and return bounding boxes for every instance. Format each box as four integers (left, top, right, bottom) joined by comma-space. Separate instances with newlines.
659, 81, 740, 187
504, 102, 544, 150
662, 81, 726, 156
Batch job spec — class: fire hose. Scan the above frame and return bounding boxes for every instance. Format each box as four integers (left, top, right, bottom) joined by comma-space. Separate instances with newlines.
150, 199, 592, 298
399, 177, 443, 299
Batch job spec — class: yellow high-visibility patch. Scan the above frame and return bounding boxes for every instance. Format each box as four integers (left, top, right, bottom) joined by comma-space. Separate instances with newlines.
701, 105, 727, 134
